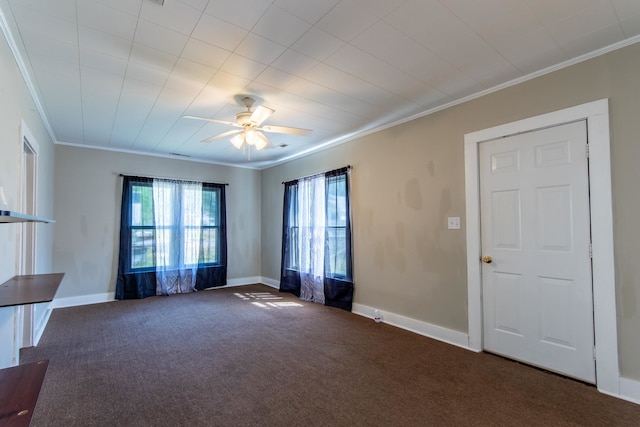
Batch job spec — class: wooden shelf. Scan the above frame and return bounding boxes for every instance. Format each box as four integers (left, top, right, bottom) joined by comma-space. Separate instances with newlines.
0, 275, 61, 424
0, 210, 55, 223
0, 273, 64, 308
0, 360, 49, 427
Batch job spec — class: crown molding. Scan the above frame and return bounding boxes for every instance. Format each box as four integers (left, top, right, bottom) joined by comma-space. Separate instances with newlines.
0, 1, 57, 144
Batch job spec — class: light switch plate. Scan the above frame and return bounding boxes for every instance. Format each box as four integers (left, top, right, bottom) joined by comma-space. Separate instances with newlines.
448, 217, 461, 230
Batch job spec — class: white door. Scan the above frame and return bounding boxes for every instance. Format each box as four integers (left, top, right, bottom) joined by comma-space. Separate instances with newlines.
479, 120, 595, 383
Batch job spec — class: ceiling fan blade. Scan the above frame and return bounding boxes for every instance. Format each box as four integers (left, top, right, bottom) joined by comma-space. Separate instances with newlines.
260, 125, 312, 136
201, 129, 242, 143
249, 105, 274, 127
182, 115, 240, 127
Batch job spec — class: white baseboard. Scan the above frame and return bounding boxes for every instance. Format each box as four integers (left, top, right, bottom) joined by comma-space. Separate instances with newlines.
33, 304, 53, 346
53, 293, 115, 309
260, 277, 280, 289
619, 377, 640, 405
209, 277, 279, 289
256, 280, 470, 351
352, 303, 471, 351
224, 276, 264, 287
52, 278, 276, 309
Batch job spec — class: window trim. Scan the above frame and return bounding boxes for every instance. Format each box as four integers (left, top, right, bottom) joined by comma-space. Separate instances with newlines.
282, 170, 351, 281
125, 179, 223, 273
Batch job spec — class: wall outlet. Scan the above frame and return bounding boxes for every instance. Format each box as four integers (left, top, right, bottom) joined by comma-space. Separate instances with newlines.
447, 217, 461, 230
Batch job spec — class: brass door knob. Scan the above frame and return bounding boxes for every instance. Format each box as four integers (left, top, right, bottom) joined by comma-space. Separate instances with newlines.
482, 255, 493, 264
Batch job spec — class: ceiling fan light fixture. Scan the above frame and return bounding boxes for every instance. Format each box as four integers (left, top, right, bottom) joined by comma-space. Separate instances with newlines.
186, 95, 312, 154
230, 133, 245, 149
245, 129, 258, 145
254, 132, 270, 150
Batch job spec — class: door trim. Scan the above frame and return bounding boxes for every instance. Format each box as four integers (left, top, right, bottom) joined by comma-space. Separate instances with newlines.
464, 99, 619, 395
20, 123, 38, 275
19, 120, 39, 349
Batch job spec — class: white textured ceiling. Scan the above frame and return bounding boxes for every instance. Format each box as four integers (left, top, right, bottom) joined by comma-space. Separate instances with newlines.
1, 0, 639, 169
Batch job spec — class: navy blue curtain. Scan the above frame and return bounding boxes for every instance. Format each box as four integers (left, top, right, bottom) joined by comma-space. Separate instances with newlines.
115, 176, 227, 300
116, 176, 155, 299
279, 167, 354, 311
279, 181, 300, 297
323, 168, 354, 311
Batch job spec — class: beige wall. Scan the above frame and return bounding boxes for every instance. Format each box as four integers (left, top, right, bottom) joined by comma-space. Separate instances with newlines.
1, 20, 55, 367
261, 42, 640, 381
0, 24, 55, 282
53, 146, 262, 298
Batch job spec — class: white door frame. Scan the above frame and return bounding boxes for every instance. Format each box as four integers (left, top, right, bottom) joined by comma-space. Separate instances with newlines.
464, 99, 619, 395
18, 120, 39, 349
20, 121, 38, 275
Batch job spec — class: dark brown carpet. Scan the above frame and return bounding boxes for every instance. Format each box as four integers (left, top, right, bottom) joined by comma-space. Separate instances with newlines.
21, 284, 640, 426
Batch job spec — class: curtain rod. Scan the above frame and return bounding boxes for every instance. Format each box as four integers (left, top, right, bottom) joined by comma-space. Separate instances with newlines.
118, 173, 229, 185
281, 165, 351, 184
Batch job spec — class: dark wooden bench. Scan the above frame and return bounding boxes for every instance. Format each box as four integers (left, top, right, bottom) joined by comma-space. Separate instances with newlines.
0, 360, 48, 426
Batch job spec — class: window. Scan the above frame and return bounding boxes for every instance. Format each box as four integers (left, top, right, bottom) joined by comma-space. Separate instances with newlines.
284, 183, 299, 271
325, 173, 348, 279
280, 167, 353, 311
283, 172, 351, 280
116, 176, 227, 300
130, 182, 154, 270
128, 181, 222, 272
200, 187, 222, 264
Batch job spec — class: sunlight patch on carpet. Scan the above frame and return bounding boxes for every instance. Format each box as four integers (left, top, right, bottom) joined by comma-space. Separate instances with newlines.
233, 292, 303, 309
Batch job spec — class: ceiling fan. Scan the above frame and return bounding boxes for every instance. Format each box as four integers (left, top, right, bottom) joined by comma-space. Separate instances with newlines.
183, 96, 312, 151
